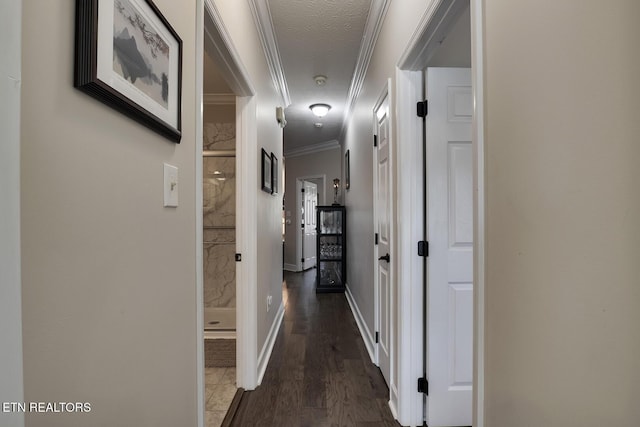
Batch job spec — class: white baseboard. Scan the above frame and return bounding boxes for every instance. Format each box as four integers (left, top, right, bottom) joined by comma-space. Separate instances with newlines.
345, 284, 376, 363
389, 385, 399, 420
256, 301, 285, 385
283, 263, 298, 272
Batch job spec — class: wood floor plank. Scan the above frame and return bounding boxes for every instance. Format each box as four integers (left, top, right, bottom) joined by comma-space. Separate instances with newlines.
229, 270, 401, 427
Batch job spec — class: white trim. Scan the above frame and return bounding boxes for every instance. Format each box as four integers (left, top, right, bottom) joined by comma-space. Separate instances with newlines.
397, 0, 468, 70
283, 263, 298, 272
470, 0, 485, 425
345, 284, 376, 363
203, 0, 259, 393
0, 0, 24, 425
394, 68, 425, 427
389, 385, 399, 420
203, 93, 235, 105
236, 95, 259, 390
256, 300, 285, 385
284, 139, 340, 158
247, 0, 291, 106
195, 2, 205, 427
339, 0, 391, 141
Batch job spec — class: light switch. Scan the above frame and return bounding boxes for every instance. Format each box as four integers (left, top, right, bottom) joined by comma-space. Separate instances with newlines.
163, 163, 178, 207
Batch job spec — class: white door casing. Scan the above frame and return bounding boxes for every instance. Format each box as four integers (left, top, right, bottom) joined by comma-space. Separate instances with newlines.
425, 67, 473, 426
302, 180, 318, 269
374, 92, 392, 387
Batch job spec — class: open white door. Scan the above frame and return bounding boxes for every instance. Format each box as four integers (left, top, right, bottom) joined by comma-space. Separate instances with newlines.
302, 180, 318, 270
425, 67, 473, 426
374, 93, 391, 387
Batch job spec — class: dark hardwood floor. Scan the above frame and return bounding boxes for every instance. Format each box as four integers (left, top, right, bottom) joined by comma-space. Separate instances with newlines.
230, 269, 401, 427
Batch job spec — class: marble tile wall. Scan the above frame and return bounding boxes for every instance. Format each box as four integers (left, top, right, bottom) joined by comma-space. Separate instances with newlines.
203, 121, 236, 309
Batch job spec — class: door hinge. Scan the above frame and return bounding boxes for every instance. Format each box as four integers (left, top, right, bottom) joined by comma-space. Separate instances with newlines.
418, 240, 429, 257
373, 134, 378, 147
375, 331, 379, 343
301, 188, 305, 192
418, 377, 428, 394
417, 100, 428, 118
301, 258, 304, 263
375, 233, 379, 245
235, 253, 242, 262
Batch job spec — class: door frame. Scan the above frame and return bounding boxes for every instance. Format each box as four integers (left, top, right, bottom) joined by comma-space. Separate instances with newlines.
372, 80, 396, 405
294, 175, 325, 272
199, 2, 259, 427
394, 0, 485, 426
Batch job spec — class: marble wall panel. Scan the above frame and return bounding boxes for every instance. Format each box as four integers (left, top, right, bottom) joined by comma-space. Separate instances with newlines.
203, 120, 236, 308
204, 123, 235, 151
203, 157, 236, 228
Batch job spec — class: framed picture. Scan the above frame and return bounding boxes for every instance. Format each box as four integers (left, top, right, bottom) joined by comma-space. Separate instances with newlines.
74, 0, 183, 142
271, 153, 278, 194
261, 149, 272, 193
345, 149, 351, 190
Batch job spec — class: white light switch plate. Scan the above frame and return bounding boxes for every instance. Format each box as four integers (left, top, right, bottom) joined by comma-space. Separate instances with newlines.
163, 163, 178, 207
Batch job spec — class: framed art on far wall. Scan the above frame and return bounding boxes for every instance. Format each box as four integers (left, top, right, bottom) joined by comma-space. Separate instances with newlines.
271, 153, 278, 194
74, 0, 183, 142
345, 149, 350, 190
261, 149, 272, 193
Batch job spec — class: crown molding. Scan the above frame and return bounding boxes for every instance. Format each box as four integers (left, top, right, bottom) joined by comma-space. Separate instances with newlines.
340, 0, 391, 140
203, 93, 235, 105
284, 140, 341, 159
248, 0, 291, 107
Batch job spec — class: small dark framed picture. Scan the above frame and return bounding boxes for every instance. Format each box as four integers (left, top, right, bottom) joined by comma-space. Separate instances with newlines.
345, 149, 351, 190
271, 153, 278, 194
74, 0, 183, 142
261, 149, 272, 193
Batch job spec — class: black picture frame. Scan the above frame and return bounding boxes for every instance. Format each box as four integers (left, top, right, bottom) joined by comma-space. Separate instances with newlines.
345, 149, 350, 190
74, 0, 183, 142
271, 153, 278, 194
261, 149, 272, 193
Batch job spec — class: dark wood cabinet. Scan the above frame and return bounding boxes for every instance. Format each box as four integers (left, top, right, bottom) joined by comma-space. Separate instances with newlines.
316, 206, 346, 293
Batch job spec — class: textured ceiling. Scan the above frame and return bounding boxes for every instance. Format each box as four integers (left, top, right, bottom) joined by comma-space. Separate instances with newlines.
267, 0, 372, 153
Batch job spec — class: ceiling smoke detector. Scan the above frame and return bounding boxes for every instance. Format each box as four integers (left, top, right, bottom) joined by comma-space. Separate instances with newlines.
314, 122, 324, 128
313, 75, 327, 86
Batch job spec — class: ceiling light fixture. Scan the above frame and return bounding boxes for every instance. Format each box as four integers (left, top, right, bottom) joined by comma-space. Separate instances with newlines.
310, 103, 331, 118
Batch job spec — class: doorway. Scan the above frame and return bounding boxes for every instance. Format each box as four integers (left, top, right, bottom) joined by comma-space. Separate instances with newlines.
394, 0, 485, 425
198, 2, 258, 426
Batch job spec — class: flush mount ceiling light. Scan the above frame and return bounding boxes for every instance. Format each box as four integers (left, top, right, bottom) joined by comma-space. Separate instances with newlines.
310, 103, 331, 118
314, 75, 327, 86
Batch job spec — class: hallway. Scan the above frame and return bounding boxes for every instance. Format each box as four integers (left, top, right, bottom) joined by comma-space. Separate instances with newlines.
229, 270, 400, 426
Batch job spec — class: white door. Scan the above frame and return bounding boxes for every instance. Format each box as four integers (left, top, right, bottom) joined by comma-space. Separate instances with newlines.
374, 93, 391, 387
425, 68, 473, 426
302, 180, 317, 270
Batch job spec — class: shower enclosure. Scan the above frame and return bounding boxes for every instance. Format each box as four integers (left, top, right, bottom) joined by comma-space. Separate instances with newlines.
203, 147, 236, 340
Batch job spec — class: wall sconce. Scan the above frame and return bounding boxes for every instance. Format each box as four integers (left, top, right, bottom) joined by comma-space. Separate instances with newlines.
310, 103, 331, 118
275, 106, 287, 128
333, 178, 340, 205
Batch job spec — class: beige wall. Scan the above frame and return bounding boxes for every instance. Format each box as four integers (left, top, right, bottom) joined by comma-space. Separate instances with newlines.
283, 147, 342, 269
0, 0, 24, 426
483, 0, 640, 425
20, 0, 198, 425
